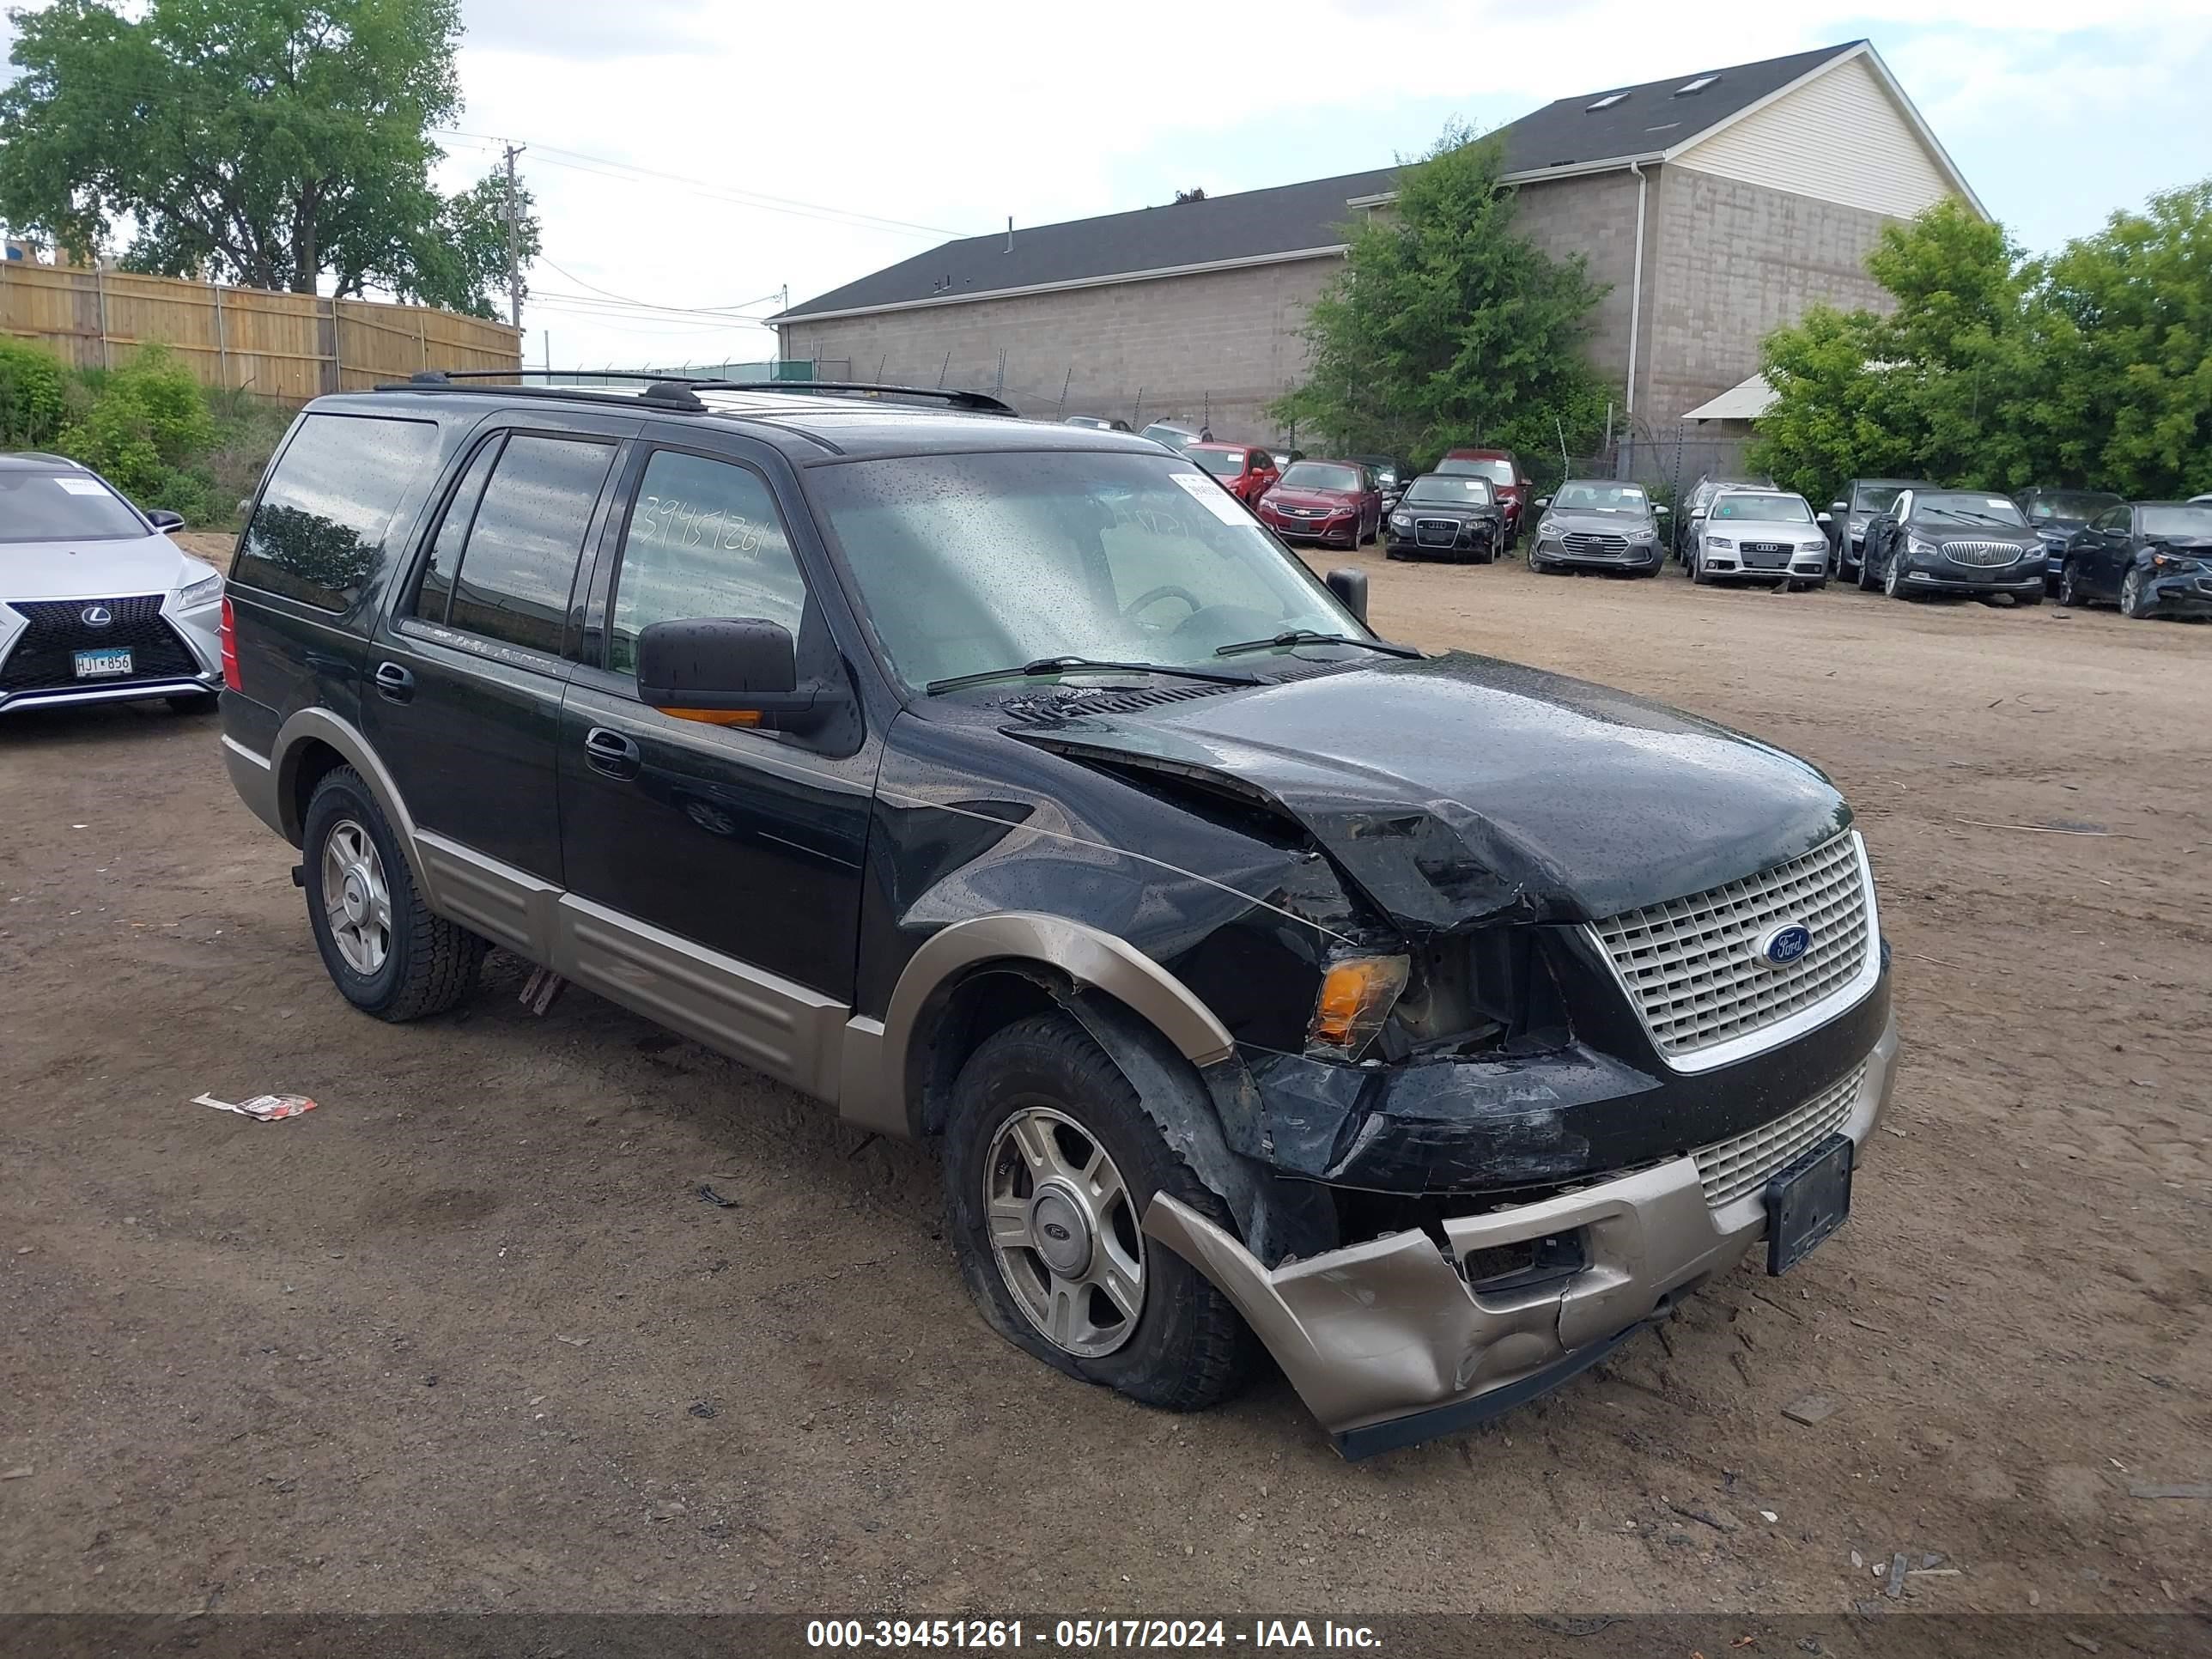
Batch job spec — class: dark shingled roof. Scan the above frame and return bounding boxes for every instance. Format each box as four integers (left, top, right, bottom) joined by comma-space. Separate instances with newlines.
777, 41, 1860, 322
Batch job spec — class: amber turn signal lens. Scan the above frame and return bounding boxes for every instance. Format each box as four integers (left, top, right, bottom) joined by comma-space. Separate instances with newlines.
1308, 954, 1411, 1058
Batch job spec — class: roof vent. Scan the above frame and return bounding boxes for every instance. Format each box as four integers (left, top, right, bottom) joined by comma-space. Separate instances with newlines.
1586, 92, 1628, 111
1673, 74, 1719, 95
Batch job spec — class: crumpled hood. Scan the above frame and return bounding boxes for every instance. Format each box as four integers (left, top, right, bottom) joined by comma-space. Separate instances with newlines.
1011, 652, 1850, 933
0, 533, 205, 602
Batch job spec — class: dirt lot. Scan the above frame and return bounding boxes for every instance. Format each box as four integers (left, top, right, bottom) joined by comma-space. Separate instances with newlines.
3, 540, 2207, 1619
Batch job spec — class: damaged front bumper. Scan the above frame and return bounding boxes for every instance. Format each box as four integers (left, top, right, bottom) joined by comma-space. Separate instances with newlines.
1145, 1012, 1900, 1459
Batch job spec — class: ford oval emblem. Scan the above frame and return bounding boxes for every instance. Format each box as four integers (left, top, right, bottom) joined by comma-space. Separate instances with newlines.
1759, 924, 1814, 966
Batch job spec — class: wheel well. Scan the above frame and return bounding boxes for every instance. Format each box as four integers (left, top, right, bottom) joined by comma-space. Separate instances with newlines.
909, 966, 1067, 1140
284, 738, 348, 843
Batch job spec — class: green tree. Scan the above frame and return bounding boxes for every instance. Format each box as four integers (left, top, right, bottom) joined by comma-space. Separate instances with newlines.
1269, 127, 1613, 465
1751, 189, 2212, 502
0, 0, 536, 316
58, 344, 217, 517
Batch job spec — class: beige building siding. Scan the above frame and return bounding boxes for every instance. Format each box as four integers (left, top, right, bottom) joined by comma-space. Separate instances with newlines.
779, 255, 1343, 440
1640, 164, 1898, 427
1672, 54, 1956, 220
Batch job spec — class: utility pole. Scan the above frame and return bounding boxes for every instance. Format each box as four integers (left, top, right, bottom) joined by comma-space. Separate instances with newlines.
502, 143, 526, 332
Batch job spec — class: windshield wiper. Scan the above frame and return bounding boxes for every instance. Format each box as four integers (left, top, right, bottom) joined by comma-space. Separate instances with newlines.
1213, 629, 1423, 659
925, 656, 1260, 696
1936, 511, 2020, 527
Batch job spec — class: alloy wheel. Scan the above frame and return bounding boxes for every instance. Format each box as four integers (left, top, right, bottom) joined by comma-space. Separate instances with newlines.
321, 818, 392, 975
2122, 568, 2143, 617
2060, 565, 2081, 607
984, 1104, 1146, 1358
1885, 556, 1905, 599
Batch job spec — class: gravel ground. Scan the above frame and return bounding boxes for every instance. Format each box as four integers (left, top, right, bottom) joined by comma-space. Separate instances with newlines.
1, 539, 2205, 1618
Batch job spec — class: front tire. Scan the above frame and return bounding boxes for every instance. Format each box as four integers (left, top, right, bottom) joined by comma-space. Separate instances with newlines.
1884, 556, 1911, 600
302, 767, 487, 1021
942, 1014, 1254, 1412
2058, 562, 2086, 608
2121, 567, 2154, 619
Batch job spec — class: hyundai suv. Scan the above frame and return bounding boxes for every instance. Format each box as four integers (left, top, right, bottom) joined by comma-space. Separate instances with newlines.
219, 373, 1900, 1458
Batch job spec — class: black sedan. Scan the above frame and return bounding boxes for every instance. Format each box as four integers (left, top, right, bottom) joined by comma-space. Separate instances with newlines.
1528, 479, 1667, 576
2057, 501, 2212, 619
2017, 487, 2123, 592
1349, 453, 1413, 514
1861, 489, 2045, 602
1383, 473, 1504, 563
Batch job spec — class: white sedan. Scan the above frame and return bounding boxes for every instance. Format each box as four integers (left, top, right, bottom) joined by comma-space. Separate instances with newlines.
0, 454, 225, 715
1687, 489, 1835, 589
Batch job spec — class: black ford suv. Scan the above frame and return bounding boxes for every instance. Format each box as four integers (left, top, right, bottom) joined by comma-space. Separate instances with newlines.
220, 374, 1899, 1458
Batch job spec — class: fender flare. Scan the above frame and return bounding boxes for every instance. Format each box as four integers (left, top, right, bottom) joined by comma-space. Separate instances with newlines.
270, 707, 430, 891
846, 913, 1236, 1141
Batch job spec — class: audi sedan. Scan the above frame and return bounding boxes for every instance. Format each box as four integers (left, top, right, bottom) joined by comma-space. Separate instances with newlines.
1686, 490, 1833, 588
0, 453, 225, 716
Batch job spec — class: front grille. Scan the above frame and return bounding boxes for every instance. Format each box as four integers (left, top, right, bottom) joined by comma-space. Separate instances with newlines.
1693, 1063, 1867, 1207
0, 595, 200, 695
1592, 833, 1874, 1060
1279, 506, 1326, 519
1942, 541, 2025, 568
1562, 532, 1628, 556
1739, 541, 1793, 568
1414, 519, 1462, 547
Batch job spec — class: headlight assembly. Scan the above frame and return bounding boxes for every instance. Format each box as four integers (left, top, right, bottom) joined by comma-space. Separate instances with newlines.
1306, 954, 1409, 1060
175, 571, 225, 610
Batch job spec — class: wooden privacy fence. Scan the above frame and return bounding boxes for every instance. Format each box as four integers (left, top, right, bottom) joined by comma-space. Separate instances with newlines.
0, 261, 521, 402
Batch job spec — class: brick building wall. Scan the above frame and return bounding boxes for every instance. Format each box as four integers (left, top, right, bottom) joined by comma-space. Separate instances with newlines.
779, 254, 1342, 441
1640, 165, 1896, 426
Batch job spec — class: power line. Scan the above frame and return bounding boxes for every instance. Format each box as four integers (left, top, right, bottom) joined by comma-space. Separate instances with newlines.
434, 126, 973, 240
535, 257, 783, 317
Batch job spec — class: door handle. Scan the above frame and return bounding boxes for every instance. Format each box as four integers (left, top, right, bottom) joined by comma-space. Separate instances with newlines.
583, 726, 641, 780
374, 661, 414, 702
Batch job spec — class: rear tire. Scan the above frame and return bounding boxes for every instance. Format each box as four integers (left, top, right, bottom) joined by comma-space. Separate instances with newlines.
2058, 562, 2085, 608
302, 767, 487, 1022
942, 1013, 1255, 1413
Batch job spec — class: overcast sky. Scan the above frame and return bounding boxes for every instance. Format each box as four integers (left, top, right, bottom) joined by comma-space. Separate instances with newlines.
8, 1, 2211, 369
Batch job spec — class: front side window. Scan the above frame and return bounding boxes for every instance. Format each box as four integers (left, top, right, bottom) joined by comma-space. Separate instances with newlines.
235, 414, 439, 611
1279, 461, 1361, 492
813, 451, 1361, 690
609, 450, 808, 675
0, 471, 146, 544
436, 434, 615, 654
1850, 483, 1906, 514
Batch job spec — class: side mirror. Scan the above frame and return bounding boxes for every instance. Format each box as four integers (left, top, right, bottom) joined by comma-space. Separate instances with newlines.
1690, 508, 1707, 521
636, 617, 833, 731
1324, 568, 1369, 624
1830, 501, 1848, 514
146, 508, 187, 532
1654, 503, 1670, 516
1815, 512, 1832, 525
1534, 495, 1553, 510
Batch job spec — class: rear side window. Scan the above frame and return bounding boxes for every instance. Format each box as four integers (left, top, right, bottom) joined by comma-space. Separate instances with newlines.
234, 414, 439, 611
435, 434, 616, 656
608, 450, 806, 676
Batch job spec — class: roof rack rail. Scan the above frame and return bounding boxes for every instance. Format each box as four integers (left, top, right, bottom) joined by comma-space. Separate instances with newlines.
375, 369, 1017, 417
689, 381, 1018, 416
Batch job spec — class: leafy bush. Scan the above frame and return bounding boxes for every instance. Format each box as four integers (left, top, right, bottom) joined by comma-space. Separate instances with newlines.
0, 336, 68, 448
58, 345, 218, 520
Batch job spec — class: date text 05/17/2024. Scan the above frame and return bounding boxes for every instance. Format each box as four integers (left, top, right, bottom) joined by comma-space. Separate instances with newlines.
805, 1620, 1383, 1650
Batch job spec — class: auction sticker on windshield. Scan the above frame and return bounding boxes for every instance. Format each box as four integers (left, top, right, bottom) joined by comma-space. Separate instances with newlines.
55, 477, 110, 495
1170, 470, 1253, 526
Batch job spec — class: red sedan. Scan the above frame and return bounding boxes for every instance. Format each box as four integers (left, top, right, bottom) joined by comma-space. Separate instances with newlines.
1255, 459, 1382, 549
1184, 442, 1279, 508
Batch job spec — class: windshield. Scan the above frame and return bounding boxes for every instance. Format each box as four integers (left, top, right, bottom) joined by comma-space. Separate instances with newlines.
1437, 457, 1514, 485
1140, 425, 1196, 453
1850, 483, 1908, 514
1404, 476, 1493, 506
0, 471, 147, 544
1553, 482, 1648, 512
811, 451, 1363, 690
2142, 505, 2212, 538
2027, 491, 2118, 522
1915, 493, 2026, 527
1711, 494, 1812, 522
1188, 447, 1245, 478
1279, 462, 1361, 492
